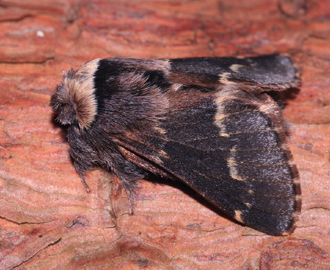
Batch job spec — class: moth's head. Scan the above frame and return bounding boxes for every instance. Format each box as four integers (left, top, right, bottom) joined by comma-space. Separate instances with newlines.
51, 59, 100, 129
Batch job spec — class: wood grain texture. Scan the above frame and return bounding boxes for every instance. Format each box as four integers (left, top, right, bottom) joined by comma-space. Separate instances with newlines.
1, 0, 330, 269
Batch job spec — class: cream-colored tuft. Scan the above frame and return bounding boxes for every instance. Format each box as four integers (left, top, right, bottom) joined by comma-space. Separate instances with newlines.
230, 64, 243, 73
171, 83, 182, 91
63, 59, 100, 129
159, 150, 170, 159
227, 161, 246, 181
234, 210, 243, 223
245, 202, 252, 208
214, 91, 231, 136
154, 126, 167, 134
226, 146, 247, 181
258, 103, 278, 115
214, 88, 245, 137
219, 72, 234, 84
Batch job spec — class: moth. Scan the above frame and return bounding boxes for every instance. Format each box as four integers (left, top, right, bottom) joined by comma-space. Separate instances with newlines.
51, 55, 301, 236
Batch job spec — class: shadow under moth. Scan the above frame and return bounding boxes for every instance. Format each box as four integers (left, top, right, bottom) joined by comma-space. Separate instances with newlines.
51, 55, 301, 236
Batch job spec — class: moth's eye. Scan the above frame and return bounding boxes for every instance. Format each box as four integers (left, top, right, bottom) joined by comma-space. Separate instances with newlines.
56, 104, 77, 126
50, 93, 65, 112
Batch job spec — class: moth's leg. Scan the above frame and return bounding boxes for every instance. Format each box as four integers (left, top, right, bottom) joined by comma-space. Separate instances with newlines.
73, 161, 92, 193
121, 176, 139, 214
112, 156, 147, 214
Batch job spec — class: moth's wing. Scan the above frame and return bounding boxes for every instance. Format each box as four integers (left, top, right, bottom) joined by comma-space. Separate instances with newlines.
158, 88, 301, 235
168, 55, 300, 92
117, 86, 300, 236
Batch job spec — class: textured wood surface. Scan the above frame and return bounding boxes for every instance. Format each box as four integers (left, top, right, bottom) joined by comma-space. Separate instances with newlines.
1, 0, 330, 269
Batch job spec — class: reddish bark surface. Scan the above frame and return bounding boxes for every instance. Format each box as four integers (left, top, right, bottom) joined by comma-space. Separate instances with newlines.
1, 0, 330, 269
